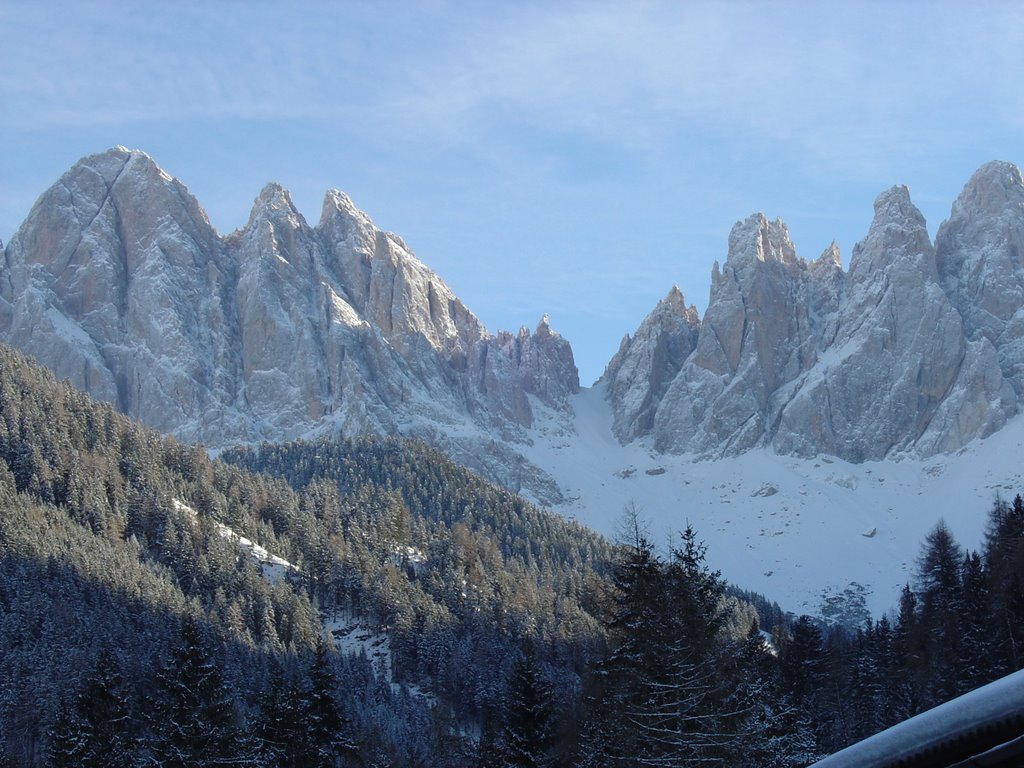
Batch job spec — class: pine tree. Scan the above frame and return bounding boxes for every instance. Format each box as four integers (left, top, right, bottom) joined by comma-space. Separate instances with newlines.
915, 520, 964, 705
985, 495, 1024, 672
631, 530, 736, 766
496, 645, 555, 768
255, 659, 306, 768
581, 532, 666, 765
46, 650, 133, 768
779, 615, 829, 753
959, 551, 995, 689
151, 616, 242, 768
300, 637, 356, 768
45, 697, 85, 768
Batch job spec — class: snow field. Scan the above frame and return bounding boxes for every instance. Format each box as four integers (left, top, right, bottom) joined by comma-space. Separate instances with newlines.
522, 385, 1024, 618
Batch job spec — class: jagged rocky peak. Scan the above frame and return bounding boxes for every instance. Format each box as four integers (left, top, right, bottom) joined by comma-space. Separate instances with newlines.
646, 167, 1021, 463
812, 240, 841, 269
847, 185, 935, 288
236, 182, 319, 275
652, 213, 820, 455
934, 161, 1024, 396
772, 175, 1015, 461
315, 186, 487, 362
728, 213, 798, 266
1, 147, 231, 430
951, 160, 1024, 218
602, 285, 700, 442
5, 147, 215, 288
318, 188, 377, 252
472, 314, 580, 428
807, 241, 845, 347
247, 182, 306, 226
694, 213, 813, 380
0, 147, 584, 504
527, 313, 580, 398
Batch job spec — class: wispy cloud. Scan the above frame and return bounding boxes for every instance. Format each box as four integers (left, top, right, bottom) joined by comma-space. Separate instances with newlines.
7, 1, 1023, 171
4, 0, 1024, 381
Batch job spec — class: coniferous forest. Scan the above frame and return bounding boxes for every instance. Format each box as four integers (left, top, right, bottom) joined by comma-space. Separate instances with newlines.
0, 341, 1023, 766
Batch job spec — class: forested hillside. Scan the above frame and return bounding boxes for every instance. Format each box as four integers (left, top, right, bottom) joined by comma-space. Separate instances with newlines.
777, 503, 1024, 752
0, 342, 606, 765
2, 337, 1023, 766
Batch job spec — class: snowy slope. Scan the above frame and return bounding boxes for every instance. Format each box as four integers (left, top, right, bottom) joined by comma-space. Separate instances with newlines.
522, 383, 1024, 618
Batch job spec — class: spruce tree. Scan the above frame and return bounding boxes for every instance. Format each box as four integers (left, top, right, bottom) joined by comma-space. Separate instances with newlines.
985, 495, 1024, 671
46, 650, 133, 768
582, 532, 666, 765
497, 645, 555, 768
300, 637, 356, 768
915, 520, 964, 705
151, 616, 242, 768
255, 660, 306, 768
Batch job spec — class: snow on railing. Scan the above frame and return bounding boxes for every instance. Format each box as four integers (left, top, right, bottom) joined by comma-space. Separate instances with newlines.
810, 669, 1024, 767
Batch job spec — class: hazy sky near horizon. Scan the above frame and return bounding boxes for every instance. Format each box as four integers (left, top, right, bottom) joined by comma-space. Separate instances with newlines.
3, 1, 1024, 384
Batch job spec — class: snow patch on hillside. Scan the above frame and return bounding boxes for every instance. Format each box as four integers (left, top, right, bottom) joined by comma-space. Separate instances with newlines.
323, 611, 435, 704
172, 498, 298, 581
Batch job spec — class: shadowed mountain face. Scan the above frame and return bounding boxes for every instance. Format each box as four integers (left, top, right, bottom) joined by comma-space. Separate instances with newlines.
3, 148, 1024, 494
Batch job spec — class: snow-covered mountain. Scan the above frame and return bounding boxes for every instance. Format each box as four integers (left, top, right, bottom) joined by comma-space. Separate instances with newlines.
4, 148, 1024, 615
0, 147, 578, 503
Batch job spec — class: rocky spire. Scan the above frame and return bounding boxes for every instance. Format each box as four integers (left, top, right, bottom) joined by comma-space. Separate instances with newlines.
601, 286, 700, 441
935, 160, 1024, 396
653, 213, 817, 455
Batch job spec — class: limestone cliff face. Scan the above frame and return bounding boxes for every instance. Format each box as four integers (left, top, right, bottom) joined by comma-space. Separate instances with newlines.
600, 286, 699, 441
935, 161, 1024, 397
652, 216, 823, 455
0, 147, 579, 502
626, 167, 1023, 461
772, 186, 1012, 460
5, 148, 1024, 481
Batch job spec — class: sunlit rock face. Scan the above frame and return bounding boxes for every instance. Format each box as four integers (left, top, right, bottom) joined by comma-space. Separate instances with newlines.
771, 185, 1012, 461
0, 147, 579, 503
4, 148, 1024, 490
600, 286, 700, 442
652, 215, 825, 456
935, 161, 1024, 398
630, 167, 1022, 461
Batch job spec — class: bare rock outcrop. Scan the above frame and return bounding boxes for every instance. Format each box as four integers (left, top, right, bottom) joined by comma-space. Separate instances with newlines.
935, 161, 1024, 397
630, 170, 1021, 462
653, 215, 821, 454
600, 286, 699, 441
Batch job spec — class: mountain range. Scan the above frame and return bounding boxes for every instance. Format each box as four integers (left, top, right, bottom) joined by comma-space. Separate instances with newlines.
4, 147, 1024, 612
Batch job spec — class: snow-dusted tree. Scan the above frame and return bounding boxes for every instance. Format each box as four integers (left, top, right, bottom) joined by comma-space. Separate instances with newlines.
985, 495, 1024, 672
582, 522, 811, 767
150, 616, 244, 768
300, 636, 356, 768
494, 644, 555, 768
915, 520, 964, 705
45, 649, 133, 768
255, 658, 306, 768
582, 529, 667, 764
625, 526, 736, 766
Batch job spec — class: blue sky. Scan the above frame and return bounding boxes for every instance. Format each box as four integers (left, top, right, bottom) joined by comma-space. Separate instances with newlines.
3, 1, 1024, 384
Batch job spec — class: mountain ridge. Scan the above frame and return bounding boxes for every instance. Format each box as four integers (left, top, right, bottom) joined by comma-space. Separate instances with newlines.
4, 148, 1024, 498
609, 168, 1024, 463
5, 148, 1024, 613
0, 147, 579, 503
